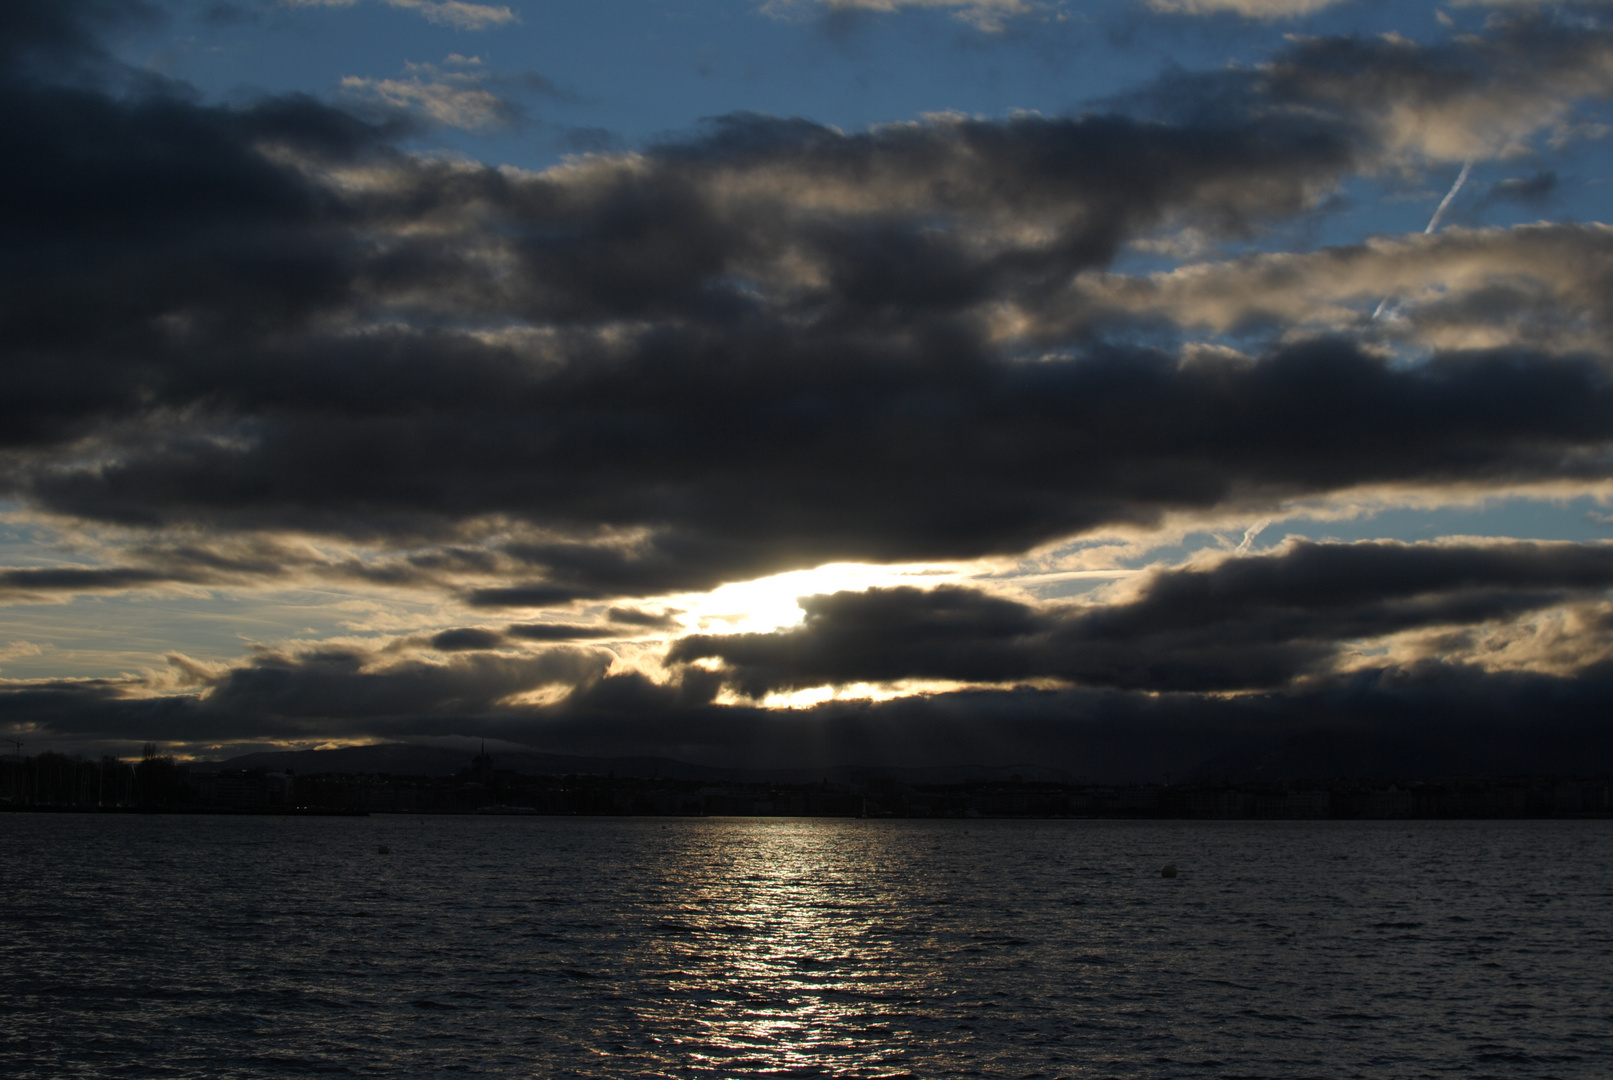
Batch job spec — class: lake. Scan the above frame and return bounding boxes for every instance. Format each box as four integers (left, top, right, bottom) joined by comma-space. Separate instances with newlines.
2, 815, 1609, 1077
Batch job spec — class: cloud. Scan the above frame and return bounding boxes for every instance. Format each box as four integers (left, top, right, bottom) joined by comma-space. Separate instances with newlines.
4, 0, 1613, 768
1128, 16, 1613, 165
1054, 223, 1613, 353
428, 626, 505, 650
761, 0, 1365, 32
670, 540, 1613, 694
428, 614, 681, 648
5, 660, 1611, 780
340, 70, 520, 130
18, 15, 1613, 601
0, 640, 45, 663
761, 0, 1043, 32
0, 566, 193, 600
0, 532, 539, 603
387, 0, 517, 29
24, 335, 1613, 602
202, 639, 613, 718
1147, 0, 1346, 16
284, 0, 518, 31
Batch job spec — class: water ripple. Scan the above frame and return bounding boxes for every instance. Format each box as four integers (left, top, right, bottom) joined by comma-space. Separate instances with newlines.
2, 817, 1610, 1077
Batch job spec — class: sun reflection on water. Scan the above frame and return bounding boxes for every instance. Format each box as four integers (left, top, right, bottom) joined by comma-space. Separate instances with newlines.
9, 816, 1602, 1078
634, 820, 936, 1075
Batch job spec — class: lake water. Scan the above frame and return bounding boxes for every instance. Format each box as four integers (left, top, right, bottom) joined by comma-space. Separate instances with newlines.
2, 815, 1610, 1078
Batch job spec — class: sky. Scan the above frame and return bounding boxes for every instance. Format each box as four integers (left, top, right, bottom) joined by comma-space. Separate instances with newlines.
3, 0, 1613, 778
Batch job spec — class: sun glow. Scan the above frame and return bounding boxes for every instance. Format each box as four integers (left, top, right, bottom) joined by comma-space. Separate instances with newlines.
749, 679, 988, 708
670, 560, 985, 636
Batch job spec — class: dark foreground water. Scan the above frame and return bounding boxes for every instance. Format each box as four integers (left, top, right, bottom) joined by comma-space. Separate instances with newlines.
2, 816, 1610, 1078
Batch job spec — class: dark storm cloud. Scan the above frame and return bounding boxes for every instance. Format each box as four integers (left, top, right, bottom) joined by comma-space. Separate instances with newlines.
430, 614, 677, 646
0, 0, 162, 67
5, 1, 1613, 606
5, 1, 1612, 773
0, 538, 309, 598
428, 627, 506, 651
606, 606, 681, 628
670, 541, 1613, 693
0, 537, 484, 601
0, 566, 188, 598
0, 7, 394, 451
0, 679, 208, 746
7, 662, 1612, 780
20, 336, 1613, 601
1133, 13, 1613, 163
505, 618, 661, 641
503, 623, 622, 641
198, 642, 613, 719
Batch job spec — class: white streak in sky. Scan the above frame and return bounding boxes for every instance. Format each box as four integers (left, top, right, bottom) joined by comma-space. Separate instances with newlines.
1237, 519, 1271, 552
1373, 160, 1473, 321
1423, 160, 1473, 235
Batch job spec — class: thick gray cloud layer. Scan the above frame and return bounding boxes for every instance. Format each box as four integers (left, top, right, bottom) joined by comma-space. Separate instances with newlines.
670, 540, 1613, 693
6, 3, 1613, 601
5, 657, 1609, 780
11, 537, 1607, 775
4, 2, 1613, 769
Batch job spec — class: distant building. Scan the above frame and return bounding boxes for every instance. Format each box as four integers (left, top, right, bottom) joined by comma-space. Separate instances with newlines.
471, 743, 494, 787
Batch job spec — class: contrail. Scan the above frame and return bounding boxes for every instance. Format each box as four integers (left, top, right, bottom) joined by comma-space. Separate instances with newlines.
1372, 160, 1473, 320
1236, 519, 1271, 553
1423, 159, 1473, 235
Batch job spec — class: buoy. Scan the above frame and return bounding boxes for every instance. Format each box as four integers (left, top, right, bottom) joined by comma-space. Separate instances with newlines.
377, 844, 390, 855
1161, 864, 1177, 878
